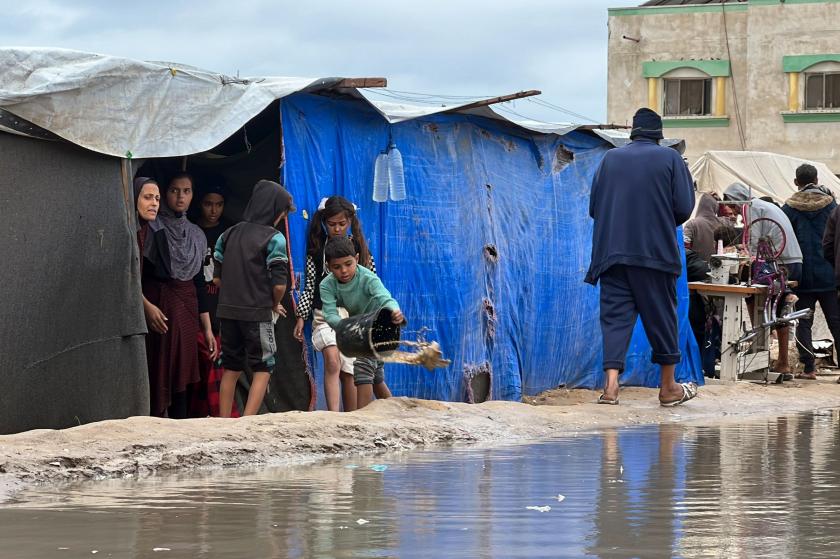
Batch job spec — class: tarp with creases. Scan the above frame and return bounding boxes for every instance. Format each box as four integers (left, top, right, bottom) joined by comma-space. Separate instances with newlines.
280, 93, 703, 402
0, 47, 634, 160
691, 150, 840, 203
0, 48, 703, 432
0, 132, 149, 434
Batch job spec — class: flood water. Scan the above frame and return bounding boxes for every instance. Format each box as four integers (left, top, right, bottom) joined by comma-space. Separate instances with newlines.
4, 410, 840, 558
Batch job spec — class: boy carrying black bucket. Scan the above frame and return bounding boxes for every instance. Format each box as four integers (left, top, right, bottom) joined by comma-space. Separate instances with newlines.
320, 237, 404, 409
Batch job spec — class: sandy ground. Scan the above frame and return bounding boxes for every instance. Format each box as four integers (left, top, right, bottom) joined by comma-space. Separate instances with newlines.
3, 376, 840, 503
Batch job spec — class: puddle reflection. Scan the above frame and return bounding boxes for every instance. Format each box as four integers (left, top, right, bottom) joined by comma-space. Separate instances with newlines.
3, 410, 840, 558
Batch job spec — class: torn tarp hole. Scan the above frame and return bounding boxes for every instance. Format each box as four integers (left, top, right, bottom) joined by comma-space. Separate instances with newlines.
554, 145, 574, 172
464, 362, 492, 404
483, 298, 497, 339
484, 244, 498, 263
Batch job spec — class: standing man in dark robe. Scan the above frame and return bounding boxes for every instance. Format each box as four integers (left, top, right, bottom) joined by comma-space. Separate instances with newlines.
585, 108, 698, 406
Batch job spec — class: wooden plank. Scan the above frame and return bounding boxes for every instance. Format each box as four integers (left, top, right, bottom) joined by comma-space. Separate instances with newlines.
741, 370, 781, 383
737, 350, 770, 374
448, 90, 542, 112
578, 124, 631, 130
688, 282, 766, 295
334, 78, 387, 88
719, 293, 744, 383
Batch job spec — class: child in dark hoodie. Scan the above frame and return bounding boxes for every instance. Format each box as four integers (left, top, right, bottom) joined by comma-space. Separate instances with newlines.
213, 180, 295, 416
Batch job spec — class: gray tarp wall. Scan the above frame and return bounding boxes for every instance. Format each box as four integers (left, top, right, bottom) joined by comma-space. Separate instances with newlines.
0, 133, 148, 434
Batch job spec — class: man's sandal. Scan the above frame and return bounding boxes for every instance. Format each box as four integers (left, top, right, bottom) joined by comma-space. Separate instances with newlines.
659, 382, 699, 407
597, 394, 619, 405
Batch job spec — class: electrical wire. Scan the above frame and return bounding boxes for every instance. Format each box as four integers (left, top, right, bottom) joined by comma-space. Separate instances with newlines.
362, 87, 601, 124
527, 97, 600, 123
493, 104, 572, 125
380, 88, 495, 100
722, 4, 747, 150
363, 90, 456, 105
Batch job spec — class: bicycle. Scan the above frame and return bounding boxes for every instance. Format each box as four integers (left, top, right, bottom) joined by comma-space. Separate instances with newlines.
731, 210, 812, 379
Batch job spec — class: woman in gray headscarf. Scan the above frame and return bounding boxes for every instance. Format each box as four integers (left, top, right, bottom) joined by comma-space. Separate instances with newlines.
140, 172, 217, 418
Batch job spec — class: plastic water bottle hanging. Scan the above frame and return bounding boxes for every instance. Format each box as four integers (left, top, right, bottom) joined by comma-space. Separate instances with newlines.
387, 141, 406, 201
372, 129, 407, 202
372, 150, 390, 202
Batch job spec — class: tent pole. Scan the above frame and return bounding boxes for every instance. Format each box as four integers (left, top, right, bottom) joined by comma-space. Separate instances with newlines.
120, 158, 133, 224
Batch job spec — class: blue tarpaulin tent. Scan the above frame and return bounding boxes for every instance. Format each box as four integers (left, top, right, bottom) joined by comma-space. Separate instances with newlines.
0, 48, 701, 432
281, 93, 703, 404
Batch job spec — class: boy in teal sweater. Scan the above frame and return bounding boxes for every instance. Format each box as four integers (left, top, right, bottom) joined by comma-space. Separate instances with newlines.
320, 237, 404, 409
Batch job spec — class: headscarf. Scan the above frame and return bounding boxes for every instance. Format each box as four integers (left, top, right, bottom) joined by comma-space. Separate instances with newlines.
630, 108, 664, 141
134, 177, 163, 228
134, 177, 163, 259
157, 201, 207, 281
134, 176, 158, 205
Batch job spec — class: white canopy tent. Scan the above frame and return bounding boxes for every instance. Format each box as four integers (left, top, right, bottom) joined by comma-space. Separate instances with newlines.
691, 150, 840, 202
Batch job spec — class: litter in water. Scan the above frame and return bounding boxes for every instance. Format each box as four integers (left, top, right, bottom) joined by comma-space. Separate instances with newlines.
370, 464, 388, 472
153, 548, 171, 552
526, 506, 552, 513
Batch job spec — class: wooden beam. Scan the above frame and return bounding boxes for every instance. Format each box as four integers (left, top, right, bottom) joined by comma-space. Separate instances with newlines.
450, 90, 541, 112
334, 77, 387, 88
578, 124, 630, 130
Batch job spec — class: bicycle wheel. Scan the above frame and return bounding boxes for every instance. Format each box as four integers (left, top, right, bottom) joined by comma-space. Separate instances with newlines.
744, 217, 786, 261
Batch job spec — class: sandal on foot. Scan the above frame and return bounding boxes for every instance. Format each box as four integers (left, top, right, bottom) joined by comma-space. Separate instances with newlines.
597, 394, 619, 405
659, 383, 699, 407
796, 372, 818, 380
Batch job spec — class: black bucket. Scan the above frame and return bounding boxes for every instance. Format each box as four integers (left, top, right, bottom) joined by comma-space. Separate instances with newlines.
334, 307, 401, 359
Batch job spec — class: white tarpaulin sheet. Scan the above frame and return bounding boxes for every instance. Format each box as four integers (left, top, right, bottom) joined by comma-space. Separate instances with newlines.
691, 150, 840, 202
0, 48, 328, 158
0, 47, 622, 158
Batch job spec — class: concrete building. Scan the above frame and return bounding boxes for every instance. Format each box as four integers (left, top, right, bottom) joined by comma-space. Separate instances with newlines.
607, 0, 840, 171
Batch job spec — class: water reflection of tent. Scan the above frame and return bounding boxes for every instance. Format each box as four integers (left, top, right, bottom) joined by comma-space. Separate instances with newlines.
691, 150, 840, 202
0, 48, 702, 433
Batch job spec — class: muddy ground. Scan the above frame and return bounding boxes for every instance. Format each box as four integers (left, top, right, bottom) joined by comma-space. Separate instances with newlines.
3, 378, 840, 502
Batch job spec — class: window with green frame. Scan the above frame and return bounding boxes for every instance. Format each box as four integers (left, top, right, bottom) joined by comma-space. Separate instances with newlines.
804, 72, 840, 110
663, 78, 713, 116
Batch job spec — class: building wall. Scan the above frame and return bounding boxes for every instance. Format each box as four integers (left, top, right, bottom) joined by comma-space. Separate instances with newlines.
746, 1, 840, 168
607, 0, 840, 171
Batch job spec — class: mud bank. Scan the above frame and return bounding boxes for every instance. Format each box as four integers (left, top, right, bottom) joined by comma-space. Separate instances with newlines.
3, 379, 840, 502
